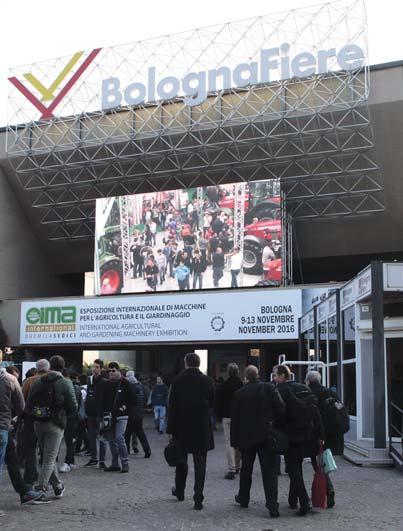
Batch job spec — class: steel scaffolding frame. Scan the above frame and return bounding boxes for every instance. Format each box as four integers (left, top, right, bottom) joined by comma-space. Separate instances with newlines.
5, 0, 383, 242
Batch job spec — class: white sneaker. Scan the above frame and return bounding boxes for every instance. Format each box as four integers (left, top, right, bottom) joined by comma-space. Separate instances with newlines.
69, 464, 77, 470
59, 463, 71, 473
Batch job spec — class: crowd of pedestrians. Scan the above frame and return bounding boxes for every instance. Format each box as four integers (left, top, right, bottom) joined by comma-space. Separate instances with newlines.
0, 351, 346, 520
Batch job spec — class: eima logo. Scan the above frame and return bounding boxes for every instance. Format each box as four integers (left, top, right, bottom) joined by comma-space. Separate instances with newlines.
26, 306, 77, 333
9, 49, 101, 120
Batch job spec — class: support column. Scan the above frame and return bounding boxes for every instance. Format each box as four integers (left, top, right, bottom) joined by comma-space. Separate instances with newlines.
298, 318, 303, 383
336, 290, 342, 397
371, 261, 386, 449
314, 306, 320, 361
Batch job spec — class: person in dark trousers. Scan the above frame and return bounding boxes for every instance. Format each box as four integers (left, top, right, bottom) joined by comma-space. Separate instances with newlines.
273, 364, 323, 517
190, 250, 207, 290
98, 362, 136, 473
21, 358, 50, 488
231, 365, 285, 518
220, 363, 243, 479
124, 371, 151, 458
59, 370, 81, 472
306, 370, 342, 509
151, 376, 169, 433
1, 366, 45, 511
212, 247, 225, 287
84, 359, 105, 467
167, 352, 215, 511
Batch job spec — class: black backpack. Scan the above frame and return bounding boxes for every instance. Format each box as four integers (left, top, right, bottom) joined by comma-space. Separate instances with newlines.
30, 375, 62, 421
286, 385, 319, 443
323, 396, 350, 435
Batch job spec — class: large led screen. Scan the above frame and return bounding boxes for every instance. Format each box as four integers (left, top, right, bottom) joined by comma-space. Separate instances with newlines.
94, 179, 282, 295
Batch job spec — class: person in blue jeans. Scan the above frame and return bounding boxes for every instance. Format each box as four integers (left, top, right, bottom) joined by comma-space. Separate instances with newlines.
151, 377, 168, 434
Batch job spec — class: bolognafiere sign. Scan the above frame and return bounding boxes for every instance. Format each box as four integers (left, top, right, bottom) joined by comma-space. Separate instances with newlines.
20, 289, 301, 344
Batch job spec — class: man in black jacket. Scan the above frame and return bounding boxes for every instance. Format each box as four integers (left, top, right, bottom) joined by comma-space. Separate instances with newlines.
124, 371, 151, 458
306, 370, 342, 508
231, 365, 285, 518
190, 250, 207, 290
167, 352, 215, 511
84, 359, 104, 467
220, 363, 243, 479
273, 365, 323, 517
98, 362, 136, 473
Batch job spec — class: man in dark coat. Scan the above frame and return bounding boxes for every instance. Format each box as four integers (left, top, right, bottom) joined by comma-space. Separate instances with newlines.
231, 365, 285, 518
220, 363, 243, 479
273, 365, 323, 517
167, 352, 215, 511
124, 371, 151, 458
306, 370, 342, 508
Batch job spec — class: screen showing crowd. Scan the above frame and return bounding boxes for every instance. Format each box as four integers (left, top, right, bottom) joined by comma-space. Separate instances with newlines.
94, 179, 282, 295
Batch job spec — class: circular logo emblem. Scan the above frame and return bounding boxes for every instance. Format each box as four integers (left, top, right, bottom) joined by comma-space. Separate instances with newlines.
210, 316, 225, 332
26, 307, 41, 325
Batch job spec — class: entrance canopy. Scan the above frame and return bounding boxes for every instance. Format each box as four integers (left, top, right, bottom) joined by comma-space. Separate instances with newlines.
6, 0, 384, 241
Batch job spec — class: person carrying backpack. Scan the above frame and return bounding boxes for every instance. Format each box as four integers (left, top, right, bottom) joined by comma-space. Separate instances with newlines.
26, 355, 78, 500
273, 364, 323, 517
306, 370, 349, 509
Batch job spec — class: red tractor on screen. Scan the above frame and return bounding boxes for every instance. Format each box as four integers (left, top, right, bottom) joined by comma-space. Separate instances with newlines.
243, 220, 282, 275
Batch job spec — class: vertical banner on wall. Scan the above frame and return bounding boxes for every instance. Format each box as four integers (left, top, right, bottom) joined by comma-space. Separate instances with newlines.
94, 179, 282, 296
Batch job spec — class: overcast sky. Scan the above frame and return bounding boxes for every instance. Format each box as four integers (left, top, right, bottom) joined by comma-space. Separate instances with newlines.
2, 0, 402, 125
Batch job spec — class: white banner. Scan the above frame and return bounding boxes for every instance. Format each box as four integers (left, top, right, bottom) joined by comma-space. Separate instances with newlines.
20, 289, 301, 345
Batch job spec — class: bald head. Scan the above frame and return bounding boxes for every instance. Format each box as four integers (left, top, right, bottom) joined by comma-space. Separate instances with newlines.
245, 365, 259, 382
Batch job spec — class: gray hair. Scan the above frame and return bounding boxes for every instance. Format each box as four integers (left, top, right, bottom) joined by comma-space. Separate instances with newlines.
244, 365, 259, 382
305, 370, 321, 385
227, 363, 239, 378
126, 370, 138, 383
36, 359, 50, 373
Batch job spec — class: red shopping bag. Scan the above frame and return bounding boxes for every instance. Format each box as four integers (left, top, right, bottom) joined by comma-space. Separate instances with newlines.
312, 445, 327, 508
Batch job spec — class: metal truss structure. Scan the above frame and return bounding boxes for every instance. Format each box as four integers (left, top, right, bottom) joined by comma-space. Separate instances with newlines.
6, 0, 383, 243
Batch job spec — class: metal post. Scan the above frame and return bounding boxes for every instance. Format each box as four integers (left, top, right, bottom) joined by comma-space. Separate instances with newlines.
336, 289, 342, 397
371, 261, 386, 448
298, 317, 303, 382
314, 305, 320, 361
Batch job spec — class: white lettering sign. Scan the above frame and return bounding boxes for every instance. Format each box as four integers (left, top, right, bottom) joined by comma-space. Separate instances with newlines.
102, 43, 365, 110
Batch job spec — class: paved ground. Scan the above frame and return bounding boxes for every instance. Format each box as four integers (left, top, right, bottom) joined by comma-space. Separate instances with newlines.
1, 416, 402, 531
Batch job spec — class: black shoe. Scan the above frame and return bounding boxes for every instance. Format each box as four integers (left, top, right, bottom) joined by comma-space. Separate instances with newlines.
104, 465, 121, 472
99, 462, 106, 470
172, 487, 184, 501
84, 459, 98, 467
270, 509, 280, 518
224, 472, 235, 480
121, 463, 129, 473
327, 492, 335, 509
296, 506, 312, 516
235, 495, 248, 508
194, 502, 203, 510
132, 447, 139, 454
144, 452, 151, 458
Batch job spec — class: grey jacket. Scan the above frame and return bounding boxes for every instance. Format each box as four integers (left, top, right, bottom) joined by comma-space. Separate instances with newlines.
0, 368, 25, 431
